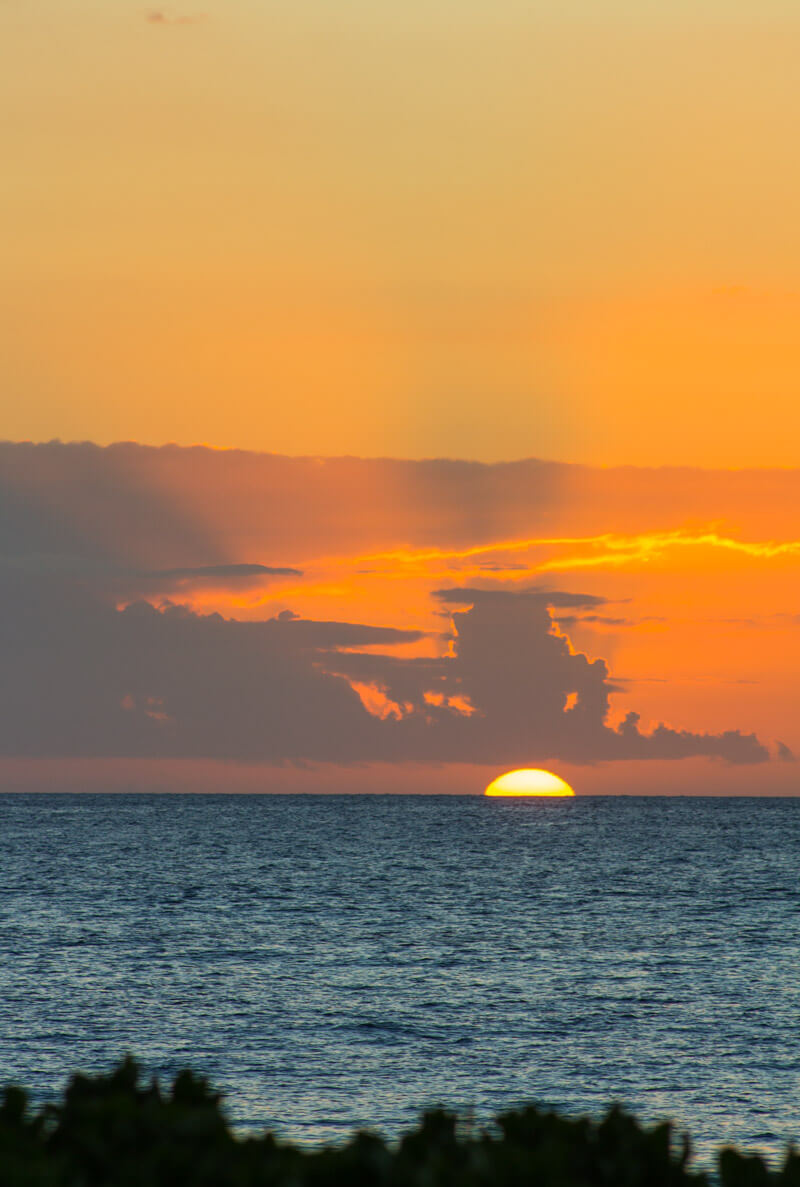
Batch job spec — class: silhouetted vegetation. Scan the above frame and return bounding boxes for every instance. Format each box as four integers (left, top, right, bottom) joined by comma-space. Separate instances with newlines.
0, 1057, 797, 1185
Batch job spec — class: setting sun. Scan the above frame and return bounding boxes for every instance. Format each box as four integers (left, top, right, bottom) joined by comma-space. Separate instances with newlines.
484, 769, 575, 797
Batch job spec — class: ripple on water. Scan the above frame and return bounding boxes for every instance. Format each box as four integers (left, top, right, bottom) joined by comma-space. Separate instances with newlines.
0, 793, 799, 1168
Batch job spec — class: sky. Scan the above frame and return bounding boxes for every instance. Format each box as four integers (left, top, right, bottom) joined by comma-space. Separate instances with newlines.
1, 444, 798, 793
2, 2, 799, 792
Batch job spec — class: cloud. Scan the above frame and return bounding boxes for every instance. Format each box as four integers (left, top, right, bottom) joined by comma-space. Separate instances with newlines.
0, 574, 382, 761
613, 712, 766, 765
0, 555, 302, 603
114, 562, 301, 600
5, 441, 800, 574
418, 589, 767, 765
554, 614, 632, 627
0, 573, 766, 766
265, 618, 425, 650
151, 564, 299, 580
432, 586, 609, 610
552, 612, 663, 630
0, 443, 779, 769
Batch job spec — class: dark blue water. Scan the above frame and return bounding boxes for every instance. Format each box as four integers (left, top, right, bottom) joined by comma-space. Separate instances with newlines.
1, 795, 799, 1168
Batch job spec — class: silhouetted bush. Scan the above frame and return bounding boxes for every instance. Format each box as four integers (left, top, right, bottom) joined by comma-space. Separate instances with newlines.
0, 1057, 797, 1185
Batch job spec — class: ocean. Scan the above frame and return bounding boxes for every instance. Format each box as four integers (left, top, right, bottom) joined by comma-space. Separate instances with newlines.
1, 793, 798, 1168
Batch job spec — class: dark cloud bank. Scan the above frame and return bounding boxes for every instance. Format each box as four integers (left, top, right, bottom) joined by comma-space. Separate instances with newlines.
0, 441, 771, 766
0, 571, 767, 765
6, 439, 800, 569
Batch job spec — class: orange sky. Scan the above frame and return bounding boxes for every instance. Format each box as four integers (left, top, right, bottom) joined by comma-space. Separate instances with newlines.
2, 3, 799, 791
3, 1, 800, 463
0, 445, 798, 792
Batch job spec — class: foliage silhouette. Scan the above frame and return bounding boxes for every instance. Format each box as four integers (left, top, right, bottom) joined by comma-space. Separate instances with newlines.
0, 1058, 797, 1185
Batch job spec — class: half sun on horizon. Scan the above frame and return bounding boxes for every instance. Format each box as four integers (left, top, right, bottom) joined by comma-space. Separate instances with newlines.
484, 769, 575, 797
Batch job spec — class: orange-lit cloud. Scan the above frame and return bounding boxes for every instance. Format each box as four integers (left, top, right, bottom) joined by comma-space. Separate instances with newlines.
355, 529, 800, 577
2, 442, 799, 784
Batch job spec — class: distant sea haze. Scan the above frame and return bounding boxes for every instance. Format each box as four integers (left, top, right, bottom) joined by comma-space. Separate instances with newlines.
2, 793, 798, 1169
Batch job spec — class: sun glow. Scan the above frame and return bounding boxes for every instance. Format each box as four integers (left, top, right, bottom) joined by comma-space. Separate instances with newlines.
484, 769, 575, 797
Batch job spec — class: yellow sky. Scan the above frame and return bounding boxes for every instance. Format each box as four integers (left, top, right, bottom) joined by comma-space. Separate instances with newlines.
3, 0, 800, 462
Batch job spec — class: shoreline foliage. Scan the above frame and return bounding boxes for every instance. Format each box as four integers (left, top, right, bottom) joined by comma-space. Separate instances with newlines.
0, 1057, 796, 1185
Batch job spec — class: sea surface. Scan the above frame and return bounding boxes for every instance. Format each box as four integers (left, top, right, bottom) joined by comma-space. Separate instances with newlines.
1, 794, 799, 1169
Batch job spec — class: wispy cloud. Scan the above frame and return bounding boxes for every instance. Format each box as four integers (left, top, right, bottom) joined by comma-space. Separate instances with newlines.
353, 528, 800, 580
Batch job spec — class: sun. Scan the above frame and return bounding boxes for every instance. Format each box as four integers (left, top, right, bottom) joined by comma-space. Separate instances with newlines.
484, 769, 575, 797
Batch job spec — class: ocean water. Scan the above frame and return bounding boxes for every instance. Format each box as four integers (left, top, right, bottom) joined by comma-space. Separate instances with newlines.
1, 794, 799, 1168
